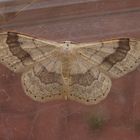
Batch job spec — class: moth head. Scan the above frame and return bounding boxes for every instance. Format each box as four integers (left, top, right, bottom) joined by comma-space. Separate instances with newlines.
64, 41, 72, 47
62, 41, 72, 52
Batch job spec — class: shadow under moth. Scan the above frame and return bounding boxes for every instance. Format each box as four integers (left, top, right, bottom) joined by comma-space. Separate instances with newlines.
0, 32, 140, 105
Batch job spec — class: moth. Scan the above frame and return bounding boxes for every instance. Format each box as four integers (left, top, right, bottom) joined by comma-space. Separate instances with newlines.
0, 32, 140, 105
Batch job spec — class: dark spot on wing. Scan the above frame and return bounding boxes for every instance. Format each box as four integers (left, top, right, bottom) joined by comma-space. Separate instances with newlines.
6, 32, 33, 64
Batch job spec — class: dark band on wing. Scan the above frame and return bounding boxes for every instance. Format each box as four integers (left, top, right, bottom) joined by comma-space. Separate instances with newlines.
6, 32, 33, 63
70, 69, 98, 86
34, 66, 63, 85
102, 38, 130, 69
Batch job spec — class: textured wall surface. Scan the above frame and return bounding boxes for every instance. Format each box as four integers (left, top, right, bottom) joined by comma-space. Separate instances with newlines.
0, 0, 140, 140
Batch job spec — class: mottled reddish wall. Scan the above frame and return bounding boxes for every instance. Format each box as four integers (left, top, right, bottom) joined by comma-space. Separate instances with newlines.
0, 0, 140, 140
